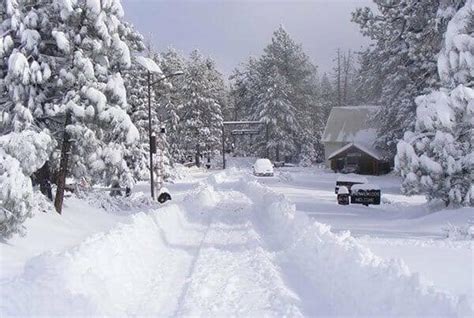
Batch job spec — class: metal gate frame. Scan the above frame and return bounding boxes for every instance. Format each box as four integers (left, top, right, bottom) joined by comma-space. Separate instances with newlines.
221, 121, 267, 169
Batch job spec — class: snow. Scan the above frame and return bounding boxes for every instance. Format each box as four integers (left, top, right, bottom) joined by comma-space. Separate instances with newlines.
1, 164, 472, 316
253, 158, 273, 172
52, 30, 70, 53
85, 87, 106, 113
352, 183, 381, 191
328, 142, 382, 160
112, 34, 131, 68
86, 0, 101, 15
135, 55, 162, 74
8, 51, 29, 79
21, 29, 40, 51
322, 106, 379, 143
338, 186, 349, 194
439, 0, 474, 86
56, 0, 75, 20
106, 73, 127, 107
336, 174, 368, 183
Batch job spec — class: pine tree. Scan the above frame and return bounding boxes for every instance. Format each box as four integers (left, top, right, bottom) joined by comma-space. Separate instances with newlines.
179, 50, 224, 165
396, 0, 473, 207
1, 0, 143, 214
0, 130, 55, 238
352, 0, 466, 158
230, 26, 321, 163
158, 48, 187, 163
0, 0, 58, 235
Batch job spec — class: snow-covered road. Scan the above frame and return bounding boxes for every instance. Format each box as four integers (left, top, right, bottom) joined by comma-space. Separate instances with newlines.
1, 169, 468, 317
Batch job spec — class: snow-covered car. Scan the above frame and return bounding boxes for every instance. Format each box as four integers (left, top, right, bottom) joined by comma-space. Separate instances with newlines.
253, 158, 274, 177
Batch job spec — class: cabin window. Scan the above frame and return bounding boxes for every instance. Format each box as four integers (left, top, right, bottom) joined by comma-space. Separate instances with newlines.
346, 153, 360, 165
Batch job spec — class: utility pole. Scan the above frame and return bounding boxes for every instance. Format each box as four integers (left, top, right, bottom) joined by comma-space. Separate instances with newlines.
222, 124, 226, 169
147, 71, 155, 200
136, 56, 184, 200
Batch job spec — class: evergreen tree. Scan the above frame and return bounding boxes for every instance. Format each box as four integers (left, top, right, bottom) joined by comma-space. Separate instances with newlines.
0, 130, 55, 238
179, 50, 224, 165
352, 0, 466, 157
1, 0, 143, 214
158, 48, 186, 163
230, 26, 322, 163
396, 0, 473, 207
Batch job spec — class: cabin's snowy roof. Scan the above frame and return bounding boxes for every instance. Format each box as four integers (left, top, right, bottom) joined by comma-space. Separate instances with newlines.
328, 142, 382, 161
322, 106, 380, 144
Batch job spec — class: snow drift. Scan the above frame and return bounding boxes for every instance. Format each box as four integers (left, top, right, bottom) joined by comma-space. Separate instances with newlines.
0, 170, 470, 317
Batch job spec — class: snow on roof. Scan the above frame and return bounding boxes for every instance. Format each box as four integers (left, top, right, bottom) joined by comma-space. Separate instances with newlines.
352, 183, 381, 191
328, 142, 382, 161
135, 56, 162, 74
336, 175, 368, 183
322, 106, 379, 144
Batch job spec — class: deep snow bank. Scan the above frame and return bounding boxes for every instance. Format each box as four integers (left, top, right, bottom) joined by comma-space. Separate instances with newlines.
211, 170, 471, 317
0, 185, 220, 316
247, 182, 470, 316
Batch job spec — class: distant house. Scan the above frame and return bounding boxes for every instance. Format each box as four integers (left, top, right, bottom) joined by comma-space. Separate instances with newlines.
322, 106, 391, 175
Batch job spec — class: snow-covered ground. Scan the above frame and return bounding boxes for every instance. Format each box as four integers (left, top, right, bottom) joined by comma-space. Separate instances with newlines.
0, 162, 472, 316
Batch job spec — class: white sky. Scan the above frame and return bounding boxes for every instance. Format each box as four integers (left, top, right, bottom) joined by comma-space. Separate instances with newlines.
122, 0, 375, 77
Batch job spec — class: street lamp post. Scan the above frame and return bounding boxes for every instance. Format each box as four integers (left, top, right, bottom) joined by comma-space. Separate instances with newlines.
137, 56, 183, 200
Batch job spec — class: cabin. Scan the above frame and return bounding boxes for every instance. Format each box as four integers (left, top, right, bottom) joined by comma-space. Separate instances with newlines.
322, 106, 391, 175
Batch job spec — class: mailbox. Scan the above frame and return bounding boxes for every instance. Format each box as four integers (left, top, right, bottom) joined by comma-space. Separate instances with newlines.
337, 186, 350, 205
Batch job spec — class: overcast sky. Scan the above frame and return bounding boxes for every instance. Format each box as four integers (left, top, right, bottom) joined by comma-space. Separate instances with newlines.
121, 0, 375, 77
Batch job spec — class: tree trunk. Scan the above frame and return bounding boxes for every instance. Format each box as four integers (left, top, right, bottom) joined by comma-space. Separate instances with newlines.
343, 50, 351, 105
265, 123, 270, 159
195, 143, 201, 167
37, 161, 53, 201
336, 48, 342, 106
54, 112, 72, 214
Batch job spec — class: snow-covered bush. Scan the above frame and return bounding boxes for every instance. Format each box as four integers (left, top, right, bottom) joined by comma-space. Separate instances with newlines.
396, 0, 474, 207
443, 221, 474, 240
0, 130, 55, 238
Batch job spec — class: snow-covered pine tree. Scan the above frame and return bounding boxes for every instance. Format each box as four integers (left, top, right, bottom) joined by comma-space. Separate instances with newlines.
256, 65, 296, 161
157, 48, 186, 165
1, 0, 143, 213
319, 72, 337, 121
396, 0, 473, 207
0, 131, 55, 238
124, 56, 150, 181
352, 0, 466, 158
179, 50, 224, 165
230, 26, 321, 163
47, 0, 142, 212
0, 0, 56, 236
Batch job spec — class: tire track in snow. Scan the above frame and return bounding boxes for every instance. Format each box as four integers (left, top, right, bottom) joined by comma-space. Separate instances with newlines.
171, 190, 304, 317
171, 202, 216, 317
